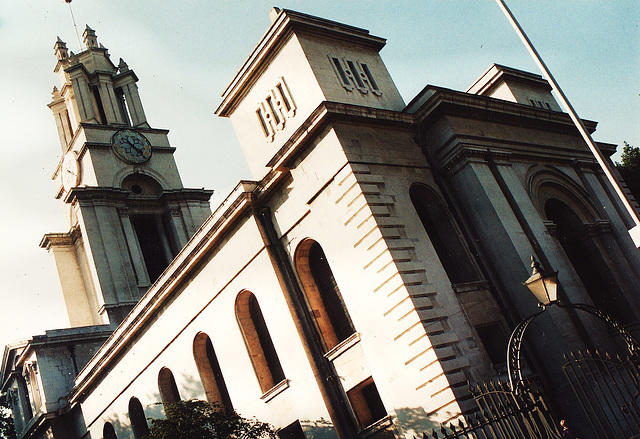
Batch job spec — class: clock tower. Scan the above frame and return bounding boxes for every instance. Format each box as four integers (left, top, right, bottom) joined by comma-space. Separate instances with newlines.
41, 27, 212, 327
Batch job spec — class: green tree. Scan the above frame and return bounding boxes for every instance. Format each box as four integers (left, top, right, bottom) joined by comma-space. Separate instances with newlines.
148, 400, 276, 439
0, 393, 16, 439
616, 142, 640, 201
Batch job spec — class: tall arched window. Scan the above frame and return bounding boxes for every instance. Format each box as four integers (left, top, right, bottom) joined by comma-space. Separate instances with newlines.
128, 397, 149, 439
236, 291, 285, 393
193, 332, 233, 410
157, 367, 181, 406
103, 422, 118, 439
545, 198, 631, 322
295, 240, 355, 352
410, 184, 480, 284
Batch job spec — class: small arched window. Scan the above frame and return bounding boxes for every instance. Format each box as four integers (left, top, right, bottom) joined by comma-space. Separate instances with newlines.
295, 240, 355, 352
103, 422, 118, 439
128, 397, 149, 439
193, 332, 233, 410
236, 291, 285, 393
410, 184, 479, 284
157, 367, 181, 406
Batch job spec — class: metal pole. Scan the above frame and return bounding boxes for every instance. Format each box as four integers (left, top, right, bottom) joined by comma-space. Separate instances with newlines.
494, 0, 640, 246
65, 0, 83, 51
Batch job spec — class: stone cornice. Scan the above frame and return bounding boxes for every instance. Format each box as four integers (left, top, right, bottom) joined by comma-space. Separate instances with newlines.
267, 101, 414, 171
412, 86, 599, 140
39, 226, 82, 250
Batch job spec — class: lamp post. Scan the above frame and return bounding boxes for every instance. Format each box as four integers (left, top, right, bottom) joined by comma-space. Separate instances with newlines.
506, 256, 640, 395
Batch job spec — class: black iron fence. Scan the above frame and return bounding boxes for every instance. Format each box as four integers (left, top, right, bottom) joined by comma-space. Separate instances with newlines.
563, 349, 640, 438
416, 381, 560, 439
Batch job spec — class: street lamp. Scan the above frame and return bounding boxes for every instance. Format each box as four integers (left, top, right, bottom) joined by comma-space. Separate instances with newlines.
522, 256, 558, 307
506, 255, 640, 396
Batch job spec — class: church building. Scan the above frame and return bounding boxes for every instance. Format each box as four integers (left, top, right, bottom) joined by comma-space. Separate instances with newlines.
2, 8, 640, 439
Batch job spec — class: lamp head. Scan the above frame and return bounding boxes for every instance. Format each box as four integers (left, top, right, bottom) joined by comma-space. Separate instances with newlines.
523, 255, 558, 306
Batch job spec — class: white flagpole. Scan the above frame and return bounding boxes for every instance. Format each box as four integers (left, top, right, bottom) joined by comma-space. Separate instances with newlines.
494, 0, 640, 246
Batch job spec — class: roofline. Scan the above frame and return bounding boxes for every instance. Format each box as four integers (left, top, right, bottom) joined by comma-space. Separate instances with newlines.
216, 8, 386, 117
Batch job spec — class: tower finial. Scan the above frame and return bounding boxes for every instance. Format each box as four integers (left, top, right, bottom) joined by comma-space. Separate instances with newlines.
54, 37, 69, 61
83, 25, 98, 49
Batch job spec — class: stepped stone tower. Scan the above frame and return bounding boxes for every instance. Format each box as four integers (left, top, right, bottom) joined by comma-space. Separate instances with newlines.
40, 26, 212, 327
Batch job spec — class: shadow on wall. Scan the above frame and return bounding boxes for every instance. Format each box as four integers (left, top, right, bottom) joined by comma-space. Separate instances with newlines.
300, 418, 338, 439
393, 407, 440, 438
103, 413, 129, 439
176, 373, 205, 401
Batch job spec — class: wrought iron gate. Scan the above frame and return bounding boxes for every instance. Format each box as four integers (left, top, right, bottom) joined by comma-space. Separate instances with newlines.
563, 350, 640, 438
417, 381, 561, 439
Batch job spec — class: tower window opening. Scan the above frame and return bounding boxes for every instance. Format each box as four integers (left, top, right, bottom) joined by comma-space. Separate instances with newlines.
331, 57, 351, 87
360, 63, 379, 91
130, 214, 174, 282
91, 85, 108, 124
265, 96, 281, 125
346, 60, 366, 89
256, 109, 270, 137
115, 87, 132, 126
131, 184, 143, 195
346, 377, 387, 429
276, 83, 291, 112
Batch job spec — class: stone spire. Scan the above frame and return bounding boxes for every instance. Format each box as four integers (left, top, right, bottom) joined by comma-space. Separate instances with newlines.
54, 37, 68, 61
82, 25, 98, 49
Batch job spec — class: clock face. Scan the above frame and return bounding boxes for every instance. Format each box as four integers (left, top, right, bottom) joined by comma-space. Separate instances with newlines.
62, 151, 80, 192
111, 129, 152, 164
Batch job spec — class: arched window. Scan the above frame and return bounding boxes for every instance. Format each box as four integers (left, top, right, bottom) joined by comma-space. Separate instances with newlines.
128, 397, 149, 439
410, 184, 480, 284
236, 291, 285, 393
157, 367, 181, 406
193, 332, 233, 410
295, 240, 355, 352
103, 422, 118, 439
545, 198, 631, 322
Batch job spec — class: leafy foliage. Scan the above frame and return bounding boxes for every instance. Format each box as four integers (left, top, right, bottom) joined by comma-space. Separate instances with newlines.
0, 393, 16, 439
148, 400, 276, 439
616, 142, 640, 200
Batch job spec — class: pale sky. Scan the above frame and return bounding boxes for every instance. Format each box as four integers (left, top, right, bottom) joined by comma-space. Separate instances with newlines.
0, 1, 638, 350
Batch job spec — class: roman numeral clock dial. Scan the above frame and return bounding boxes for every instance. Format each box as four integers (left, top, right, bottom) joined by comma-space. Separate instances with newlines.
111, 129, 152, 164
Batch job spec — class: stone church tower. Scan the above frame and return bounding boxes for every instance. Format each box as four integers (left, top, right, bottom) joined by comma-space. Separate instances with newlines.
40, 27, 212, 327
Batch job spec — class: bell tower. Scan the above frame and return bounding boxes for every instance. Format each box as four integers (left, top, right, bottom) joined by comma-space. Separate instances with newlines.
41, 27, 212, 327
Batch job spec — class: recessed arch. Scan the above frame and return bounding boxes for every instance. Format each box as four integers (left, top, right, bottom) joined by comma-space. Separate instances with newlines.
193, 332, 233, 410
294, 239, 355, 352
121, 173, 163, 197
128, 397, 149, 439
545, 198, 632, 322
527, 166, 599, 223
235, 291, 285, 393
113, 167, 169, 191
157, 367, 181, 406
409, 183, 480, 284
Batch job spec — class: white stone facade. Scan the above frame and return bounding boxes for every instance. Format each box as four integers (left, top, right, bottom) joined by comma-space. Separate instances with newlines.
3, 7, 640, 439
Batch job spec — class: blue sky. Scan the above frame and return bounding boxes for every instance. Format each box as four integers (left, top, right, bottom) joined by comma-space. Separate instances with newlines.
0, 1, 637, 348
